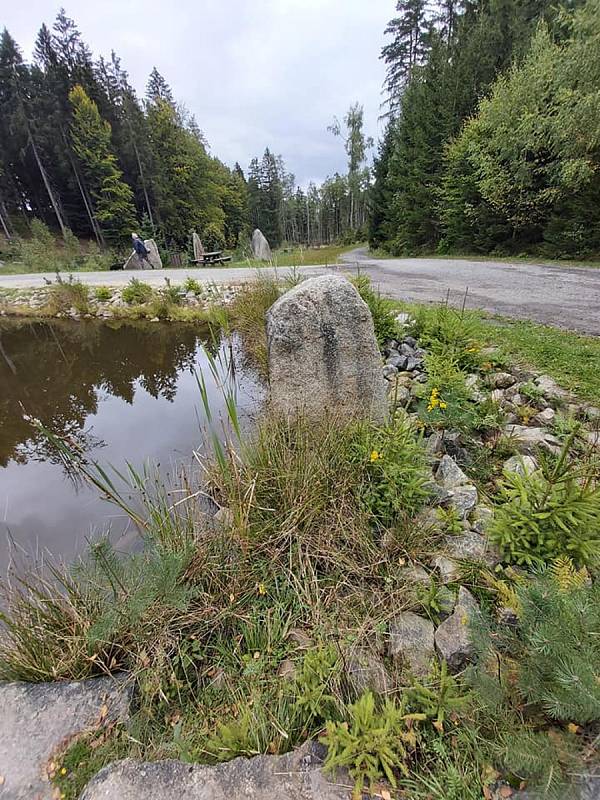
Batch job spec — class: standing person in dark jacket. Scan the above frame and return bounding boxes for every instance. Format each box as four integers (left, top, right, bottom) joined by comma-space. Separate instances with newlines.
131, 233, 153, 268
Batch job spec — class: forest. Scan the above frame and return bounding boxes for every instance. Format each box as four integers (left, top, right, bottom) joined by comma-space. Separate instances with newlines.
370, 0, 600, 259
0, 11, 371, 259
1, 1, 599, 263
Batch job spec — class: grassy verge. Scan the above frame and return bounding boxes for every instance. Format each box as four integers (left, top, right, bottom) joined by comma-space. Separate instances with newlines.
367, 247, 600, 269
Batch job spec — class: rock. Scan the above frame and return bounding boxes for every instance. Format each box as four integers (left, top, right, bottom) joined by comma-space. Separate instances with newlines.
490, 389, 504, 403
471, 505, 493, 534
445, 531, 500, 567
388, 384, 411, 404
214, 506, 234, 528
503, 454, 538, 476
405, 356, 422, 371
251, 228, 272, 261
266, 275, 387, 422
80, 740, 349, 800
435, 455, 469, 489
425, 430, 445, 458
534, 407, 555, 425
449, 485, 478, 519
489, 372, 516, 389
403, 335, 418, 348
386, 354, 408, 370
383, 364, 398, 380
535, 374, 569, 401
582, 406, 600, 422
585, 429, 600, 449
433, 554, 461, 584
504, 425, 561, 454
277, 660, 297, 680
0, 675, 132, 800
434, 587, 479, 671
144, 239, 163, 269
389, 612, 435, 677
346, 648, 393, 695
399, 563, 432, 585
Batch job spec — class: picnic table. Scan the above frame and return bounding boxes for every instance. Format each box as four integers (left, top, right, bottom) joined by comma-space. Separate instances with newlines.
191, 250, 232, 266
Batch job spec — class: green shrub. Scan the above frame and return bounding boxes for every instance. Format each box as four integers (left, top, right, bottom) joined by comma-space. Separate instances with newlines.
161, 278, 183, 306
411, 304, 482, 371
122, 278, 154, 305
471, 567, 600, 724
48, 274, 90, 312
203, 222, 226, 252
321, 691, 425, 798
351, 275, 398, 345
94, 286, 112, 301
184, 277, 203, 295
348, 412, 430, 526
489, 433, 600, 568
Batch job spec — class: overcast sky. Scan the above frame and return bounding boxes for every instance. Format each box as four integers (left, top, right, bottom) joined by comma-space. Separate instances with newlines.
4, 0, 393, 186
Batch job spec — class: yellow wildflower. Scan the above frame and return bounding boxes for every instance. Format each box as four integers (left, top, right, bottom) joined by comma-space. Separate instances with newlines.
60, 768, 67, 776
257, 583, 266, 596
370, 450, 381, 462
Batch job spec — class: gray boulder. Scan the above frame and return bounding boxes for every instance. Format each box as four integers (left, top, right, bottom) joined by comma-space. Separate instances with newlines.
251, 228, 272, 261
503, 454, 538, 476
0, 675, 132, 800
434, 587, 479, 671
504, 424, 561, 454
449, 485, 478, 519
435, 455, 469, 489
266, 275, 387, 422
80, 741, 350, 800
489, 372, 516, 389
445, 531, 500, 567
389, 612, 435, 677
346, 648, 393, 696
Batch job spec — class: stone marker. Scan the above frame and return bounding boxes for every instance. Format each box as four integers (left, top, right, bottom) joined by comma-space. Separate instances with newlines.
266, 274, 387, 422
192, 231, 205, 261
251, 228, 272, 260
0, 675, 132, 800
124, 238, 163, 270
80, 740, 350, 800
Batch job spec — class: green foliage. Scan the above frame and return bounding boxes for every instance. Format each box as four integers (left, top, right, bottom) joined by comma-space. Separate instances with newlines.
69, 84, 137, 245
411, 304, 482, 370
203, 222, 226, 252
94, 286, 112, 301
407, 661, 470, 730
351, 275, 398, 346
229, 274, 279, 375
440, 1, 600, 257
183, 277, 203, 295
121, 278, 154, 305
489, 433, 600, 568
348, 412, 430, 527
293, 645, 340, 724
471, 570, 600, 725
321, 691, 424, 798
48, 274, 90, 313
160, 278, 183, 306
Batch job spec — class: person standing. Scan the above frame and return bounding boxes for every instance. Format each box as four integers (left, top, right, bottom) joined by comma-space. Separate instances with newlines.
131, 233, 153, 269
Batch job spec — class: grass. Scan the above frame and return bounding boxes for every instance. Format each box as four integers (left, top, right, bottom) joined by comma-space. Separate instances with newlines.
228, 244, 356, 269
395, 301, 600, 404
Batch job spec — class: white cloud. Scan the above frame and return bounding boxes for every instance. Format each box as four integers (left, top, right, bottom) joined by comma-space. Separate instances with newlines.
4, 0, 392, 183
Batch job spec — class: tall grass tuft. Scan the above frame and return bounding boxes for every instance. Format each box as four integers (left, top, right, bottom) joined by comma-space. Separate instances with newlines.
228, 273, 280, 376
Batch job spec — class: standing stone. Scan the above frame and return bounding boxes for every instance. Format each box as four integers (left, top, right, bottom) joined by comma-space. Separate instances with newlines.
251, 228, 272, 260
192, 232, 205, 261
266, 275, 387, 422
124, 238, 163, 270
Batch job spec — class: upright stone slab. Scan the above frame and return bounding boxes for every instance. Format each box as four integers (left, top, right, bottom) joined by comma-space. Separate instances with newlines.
251, 228, 272, 260
124, 238, 162, 270
266, 274, 387, 422
192, 231, 204, 261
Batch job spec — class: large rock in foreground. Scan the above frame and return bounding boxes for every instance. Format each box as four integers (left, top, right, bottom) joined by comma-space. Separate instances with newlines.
0, 675, 132, 800
266, 275, 387, 422
80, 741, 350, 800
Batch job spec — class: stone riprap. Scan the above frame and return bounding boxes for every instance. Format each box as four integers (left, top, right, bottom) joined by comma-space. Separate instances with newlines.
251, 228, 272, 261
0, 675, 132, 800
266, 275, 387, 422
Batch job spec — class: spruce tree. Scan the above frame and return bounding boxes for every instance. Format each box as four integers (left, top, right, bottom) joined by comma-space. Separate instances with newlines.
68, 84, 136, 245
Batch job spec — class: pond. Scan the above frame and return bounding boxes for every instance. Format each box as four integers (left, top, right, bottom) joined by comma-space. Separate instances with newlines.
0, 318, 262, 571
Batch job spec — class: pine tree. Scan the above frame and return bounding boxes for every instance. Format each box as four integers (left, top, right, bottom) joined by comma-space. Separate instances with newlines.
146, 67, 174, 106
381, 0, 431, 113
68, 84, 136, 244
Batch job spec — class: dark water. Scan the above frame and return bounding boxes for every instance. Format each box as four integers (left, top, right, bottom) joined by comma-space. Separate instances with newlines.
0, 318, 261, 569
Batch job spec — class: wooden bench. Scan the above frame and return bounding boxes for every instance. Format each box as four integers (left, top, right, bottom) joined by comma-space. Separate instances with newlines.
191, 250, 232, 266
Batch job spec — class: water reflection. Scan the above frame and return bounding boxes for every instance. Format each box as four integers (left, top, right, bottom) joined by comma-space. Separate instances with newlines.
0, 318, 261, 568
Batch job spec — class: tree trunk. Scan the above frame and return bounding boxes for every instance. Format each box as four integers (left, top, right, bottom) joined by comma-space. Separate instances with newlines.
62, 128, 105, 247
28, 133, 69, 240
